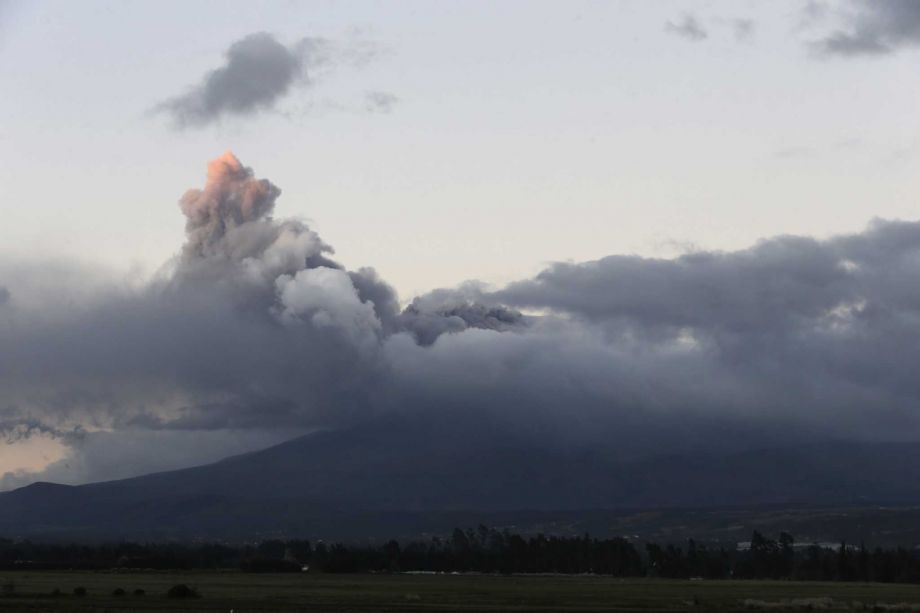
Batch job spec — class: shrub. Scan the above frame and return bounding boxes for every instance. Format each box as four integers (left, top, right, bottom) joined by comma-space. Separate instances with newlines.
133, 588, 146, 596
166, 584, 199, 599
112, 587, 126, 596
73, 586, 87, 597
50, 588, 63, 597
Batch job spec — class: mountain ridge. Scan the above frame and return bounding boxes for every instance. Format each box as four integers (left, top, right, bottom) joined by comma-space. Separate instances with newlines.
3, 420, 920, 541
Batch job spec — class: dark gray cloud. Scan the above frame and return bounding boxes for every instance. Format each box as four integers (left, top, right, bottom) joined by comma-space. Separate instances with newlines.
398, 284, 526, 346
155, 32, 384, 128
811, 0, 920, 56
665, 13, 708, 42
491, 221, 920, 436
0, 286, 9, 306
156, 33, 318, 128
5, 153, 920, 487
0, 418, 81, 445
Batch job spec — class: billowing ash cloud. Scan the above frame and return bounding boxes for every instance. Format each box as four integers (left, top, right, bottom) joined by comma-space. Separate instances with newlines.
665, 13, 708, 42
180, 152, 282, 254
155, 32, 379, 128
176, 152, 335, 281
4, 152, 920, 486
811, 0, 920, 56
398, 284, 526, 346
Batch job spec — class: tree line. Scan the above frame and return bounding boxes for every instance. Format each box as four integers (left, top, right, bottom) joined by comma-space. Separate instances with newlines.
3, 528, 920, 582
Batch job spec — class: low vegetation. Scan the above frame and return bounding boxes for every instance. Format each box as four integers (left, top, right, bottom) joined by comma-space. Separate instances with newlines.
3, 528, 920, 583
0, 573, 917, 612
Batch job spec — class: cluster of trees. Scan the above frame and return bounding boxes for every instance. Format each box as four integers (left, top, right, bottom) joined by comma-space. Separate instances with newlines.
3, 528, 920, 582
643, 531, 920, 583
0, 540, 242, 570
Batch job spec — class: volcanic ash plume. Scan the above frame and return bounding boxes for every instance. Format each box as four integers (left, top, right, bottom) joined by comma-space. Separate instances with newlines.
8, 151, 920, 488
180, 151, 282, 258
172, 151, 509, 343
172, 152, 342, 311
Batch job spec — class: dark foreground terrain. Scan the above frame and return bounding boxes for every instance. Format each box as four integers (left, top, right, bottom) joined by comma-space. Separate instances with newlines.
1, 572, 920, 612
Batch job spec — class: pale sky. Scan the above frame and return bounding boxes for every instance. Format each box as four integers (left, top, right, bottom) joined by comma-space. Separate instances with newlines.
2, 0, 917, 300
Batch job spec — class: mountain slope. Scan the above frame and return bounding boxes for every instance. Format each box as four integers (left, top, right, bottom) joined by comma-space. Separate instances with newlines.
3, 417, 920, 540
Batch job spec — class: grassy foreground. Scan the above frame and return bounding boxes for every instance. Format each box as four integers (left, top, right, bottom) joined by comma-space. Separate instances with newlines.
1, 572, 920, 612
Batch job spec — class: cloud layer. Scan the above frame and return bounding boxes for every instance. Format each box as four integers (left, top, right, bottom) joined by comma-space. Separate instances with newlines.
3, 153, 920, 487
812, 0, 920, 56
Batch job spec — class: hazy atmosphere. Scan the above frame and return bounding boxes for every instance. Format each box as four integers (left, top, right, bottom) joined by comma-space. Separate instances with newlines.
2, 0, 920, 491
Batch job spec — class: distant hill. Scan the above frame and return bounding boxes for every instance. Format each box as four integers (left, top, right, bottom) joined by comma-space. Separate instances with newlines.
3, 416, 920, 541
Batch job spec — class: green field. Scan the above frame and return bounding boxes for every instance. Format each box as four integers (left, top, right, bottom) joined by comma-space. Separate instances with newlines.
2, 572, 920, 612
